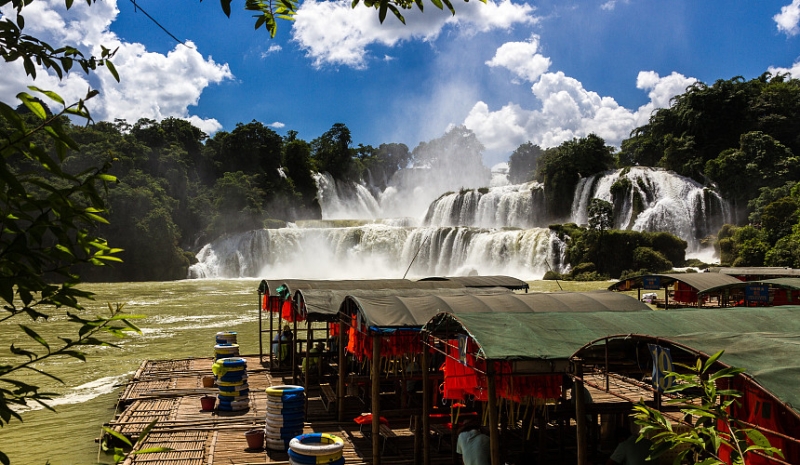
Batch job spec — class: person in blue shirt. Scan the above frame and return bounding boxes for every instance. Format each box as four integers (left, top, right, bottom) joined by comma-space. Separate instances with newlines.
456, 420, 490, 465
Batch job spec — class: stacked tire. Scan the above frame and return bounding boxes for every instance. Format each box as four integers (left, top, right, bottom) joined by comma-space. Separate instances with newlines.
288, 433, 345, 465
214, 343, 240, 360
265, 385, 305, 451
215, 357, 250, 411
216, 331, 237, 345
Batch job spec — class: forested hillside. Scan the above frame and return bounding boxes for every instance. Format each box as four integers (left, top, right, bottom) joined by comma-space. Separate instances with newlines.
6, 72, 800, 281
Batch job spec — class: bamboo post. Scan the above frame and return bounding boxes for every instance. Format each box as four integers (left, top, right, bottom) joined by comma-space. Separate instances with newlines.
258, 289, 263, 365
487, 361, 500, 465
292, 314, 298, 383
372, 332, 382, 465
422, 334, 431, 465
269, 295, 274, 369
537, 409, 546, 463
337, 311, 346, 422
574, 360, 587, 465
304, 319, 312, 417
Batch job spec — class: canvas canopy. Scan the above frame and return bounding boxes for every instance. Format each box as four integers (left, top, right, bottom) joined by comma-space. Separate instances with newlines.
346, 290, 649, 328
608, 273, 744, 294
417, 275, 530, 291
262, 278, 464, 297
426, 306, 800, 413
755, 277, 800, 290
712, 267, 800, 278
295, 286, 511, 321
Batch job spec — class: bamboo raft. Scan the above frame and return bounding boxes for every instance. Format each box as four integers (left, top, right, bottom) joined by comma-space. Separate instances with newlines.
108, 355, 449, 465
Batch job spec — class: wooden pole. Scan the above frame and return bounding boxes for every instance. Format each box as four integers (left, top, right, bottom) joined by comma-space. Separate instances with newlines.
537, 409, 546, 464
574, 360, 587, 465
372, 332, 382, 465
422, 334, 431, 465
258, 290, 263, 365
487, 361, 501, 465
337, 311, 346, 422
304, 319, 312, 417
292, 312, 298, 383
269, 296, 274, 369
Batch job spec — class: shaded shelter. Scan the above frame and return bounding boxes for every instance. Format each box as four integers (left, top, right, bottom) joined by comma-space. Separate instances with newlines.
576, 332, 800, 465
418, 275, 530, 292
609, 273, 746, 307
423, 306, 800, 465
338, 290, 649, 465
711, 267, 800, 280
256, 278, 466, 371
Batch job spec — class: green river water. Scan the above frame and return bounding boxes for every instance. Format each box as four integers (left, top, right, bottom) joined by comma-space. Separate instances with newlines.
0, 279, 610, 464
0, 279, 263, 465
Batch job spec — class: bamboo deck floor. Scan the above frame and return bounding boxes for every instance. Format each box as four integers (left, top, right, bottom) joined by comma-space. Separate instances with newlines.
111, 355, 448, 465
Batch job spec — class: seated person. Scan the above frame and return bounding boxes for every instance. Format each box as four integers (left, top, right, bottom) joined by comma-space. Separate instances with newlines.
456, 420, 490, 465
606, 425, 653, 465
302, 342, 324, 374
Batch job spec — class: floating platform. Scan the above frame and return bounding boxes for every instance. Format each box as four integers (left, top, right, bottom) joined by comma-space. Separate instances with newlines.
108, 355, 452, 465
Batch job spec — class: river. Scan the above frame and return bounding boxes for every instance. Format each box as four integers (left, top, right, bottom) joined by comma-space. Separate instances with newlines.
0, 278, 599, 465
0, 279, 261, 465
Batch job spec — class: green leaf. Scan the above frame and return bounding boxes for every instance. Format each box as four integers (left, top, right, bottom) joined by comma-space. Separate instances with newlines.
102, 426, 133, 447
221, 0, 233, 16
19, 324, 49, 350
17, 92, 47, 120
378, 0, 388, 22
104, 59, 120, 82
387, 4, 406, 24
703, 350, 724, 373
430, 0, 443, 9
28, 86, 65, 106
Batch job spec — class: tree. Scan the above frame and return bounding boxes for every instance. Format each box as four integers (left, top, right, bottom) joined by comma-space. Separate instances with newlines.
587, 198, 613, 233
537, 134, 615, 220
311, 123, 353, 180
634, 350, 783, 465
0, 89, 147, 464
508, 142, 542, 184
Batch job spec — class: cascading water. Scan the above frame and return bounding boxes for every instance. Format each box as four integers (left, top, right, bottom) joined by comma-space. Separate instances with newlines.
188, 166, 729, 280
570, 167, 730, 252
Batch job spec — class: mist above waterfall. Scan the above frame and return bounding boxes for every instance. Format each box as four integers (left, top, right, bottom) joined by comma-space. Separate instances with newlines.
188, 165, 729, 280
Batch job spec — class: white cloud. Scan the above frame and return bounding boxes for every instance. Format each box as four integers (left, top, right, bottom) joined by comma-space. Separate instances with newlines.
464, 53, 697, 156
0, 0, 232, 133
600, 0, 628, 11
768, 60, 800, 78
269, 121, 286, 128
485, 35, 551, 83
600, 1, 617, 11
261, 44, 283, 58
292, 0, 537, 68
775, 0, 800, 36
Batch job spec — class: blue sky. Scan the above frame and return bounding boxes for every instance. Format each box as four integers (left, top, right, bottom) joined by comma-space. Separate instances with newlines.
2, 0, 800, 166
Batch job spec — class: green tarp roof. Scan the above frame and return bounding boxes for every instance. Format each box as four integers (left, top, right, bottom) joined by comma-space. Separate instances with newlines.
418, 275, 530, 291
263, 275, 529, 297
296, 287, 511, 320
347, 290, 649, 328
429, 306, 800, 414
754, 278, 800, 290
712, 267, 800, 277
608, 273, 744, 293
264, 278, 463, 295
668, 332, 800, 414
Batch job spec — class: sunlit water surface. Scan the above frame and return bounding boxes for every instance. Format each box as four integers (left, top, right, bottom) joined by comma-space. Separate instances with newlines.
0, 279, 260, 465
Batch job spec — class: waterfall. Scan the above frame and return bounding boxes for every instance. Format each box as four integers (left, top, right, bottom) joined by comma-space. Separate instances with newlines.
570, 167, 731, 252
423, 182, 546, 229
187, 223, 562, 280
314, 172, 381, 220
189, 166, 730, 280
